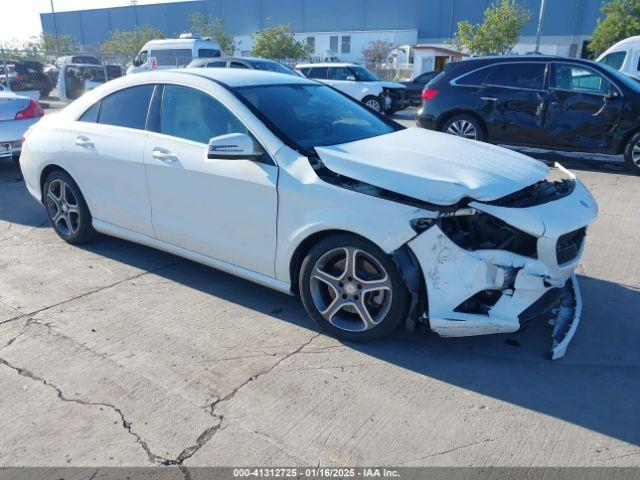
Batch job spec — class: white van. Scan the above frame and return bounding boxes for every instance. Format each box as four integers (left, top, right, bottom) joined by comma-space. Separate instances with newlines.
127, 34, 221, 75
597, 36, 640, 80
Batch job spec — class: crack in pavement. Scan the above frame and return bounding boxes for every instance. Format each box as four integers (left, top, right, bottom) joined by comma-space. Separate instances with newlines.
0, 330, 322, 467
0, 357, 162, 465
403, 438, 493, 465
162, 332, 322, 466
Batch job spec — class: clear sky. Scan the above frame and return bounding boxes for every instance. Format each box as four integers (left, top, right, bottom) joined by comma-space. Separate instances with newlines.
1, 0, 189, 43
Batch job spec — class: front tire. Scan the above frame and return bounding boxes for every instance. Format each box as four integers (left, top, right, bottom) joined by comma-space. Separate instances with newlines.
43, 170, 96, 244
623, 131, 640, 175
441, 114, 486, 141
299, 234, 409, 342
362, 96, 382, 113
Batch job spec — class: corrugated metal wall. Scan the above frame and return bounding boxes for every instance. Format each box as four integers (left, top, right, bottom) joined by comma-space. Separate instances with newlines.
40, 0, 604, 46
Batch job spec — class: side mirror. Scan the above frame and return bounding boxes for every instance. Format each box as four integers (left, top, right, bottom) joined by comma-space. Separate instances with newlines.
207, 133, 264, 160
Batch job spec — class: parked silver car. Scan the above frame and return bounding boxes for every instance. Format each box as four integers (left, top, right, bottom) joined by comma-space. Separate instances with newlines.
0, 86, 44, 162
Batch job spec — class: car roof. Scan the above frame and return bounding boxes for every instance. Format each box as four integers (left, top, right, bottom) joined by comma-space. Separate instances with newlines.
178, 68, 312, 87
296, 62, 357, 68
144, 38, 219, 47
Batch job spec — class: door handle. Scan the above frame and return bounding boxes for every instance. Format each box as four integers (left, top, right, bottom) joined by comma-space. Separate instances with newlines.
152, 147, 178, 163
75, 135, 93, 148
480, 96, 497, 102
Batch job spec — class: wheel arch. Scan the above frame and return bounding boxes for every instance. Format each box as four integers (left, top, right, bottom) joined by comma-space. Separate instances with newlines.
40, 164, 69, 201
437, 109, 488, 138
618, 125, 640, 155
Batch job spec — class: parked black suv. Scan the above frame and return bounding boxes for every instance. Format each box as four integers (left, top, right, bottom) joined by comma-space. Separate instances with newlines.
416, 55, 640, 173
0, 61, 52, 97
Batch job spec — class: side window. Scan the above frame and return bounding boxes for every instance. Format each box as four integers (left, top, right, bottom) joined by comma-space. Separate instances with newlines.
78, 101, 100, 123
230, 62, 249, 69
198, 48, 221, 58
306, 67, 328, 79
329, 67, 353, 80
601, 51, 626, 70
152, 49, 192, 68
160, 85, 247, 144
487, 63, 546, 90
456, 67, 491, 86
552, 63, 611, 95
98, 84, 154, 130
206, 61, 227, 68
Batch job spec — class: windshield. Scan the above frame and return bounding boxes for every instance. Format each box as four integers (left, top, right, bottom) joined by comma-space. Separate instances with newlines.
252, 61, 295, 75
350, 66, 380, 82
235, 84, 400, 153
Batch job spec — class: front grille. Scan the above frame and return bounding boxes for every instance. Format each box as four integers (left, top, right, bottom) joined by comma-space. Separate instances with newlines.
556, 227, 586, 265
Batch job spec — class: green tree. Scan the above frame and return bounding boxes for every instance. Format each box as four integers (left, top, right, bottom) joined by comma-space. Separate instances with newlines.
449, 0, 531, 56
362, 40, 394, 65
188, 12, 235, 56
589, 0, 640, 56
102, 25, 165, 62
250, 24, 311, 60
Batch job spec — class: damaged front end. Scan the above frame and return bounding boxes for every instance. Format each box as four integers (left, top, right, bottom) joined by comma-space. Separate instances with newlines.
406, 165, 597, 359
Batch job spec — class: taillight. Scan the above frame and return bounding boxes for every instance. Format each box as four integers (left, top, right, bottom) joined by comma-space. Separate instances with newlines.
15, 99, 44, 120
421, 89, 439, 100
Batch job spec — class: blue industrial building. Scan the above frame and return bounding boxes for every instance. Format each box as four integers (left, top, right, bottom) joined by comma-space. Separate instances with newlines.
41, 0, 605, 61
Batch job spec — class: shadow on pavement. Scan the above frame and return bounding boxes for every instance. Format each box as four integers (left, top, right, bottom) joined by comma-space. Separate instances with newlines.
78, 233, 640, 449
0, 159, 48, 230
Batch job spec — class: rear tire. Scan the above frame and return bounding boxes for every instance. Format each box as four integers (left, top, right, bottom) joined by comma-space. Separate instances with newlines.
43, 170, 96, 244
623, 131, 640, 175
39, 89, 51, 98
441, 114, 486, 141
298, 234, 409, 342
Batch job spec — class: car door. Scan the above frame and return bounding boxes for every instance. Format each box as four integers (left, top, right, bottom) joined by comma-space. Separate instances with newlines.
62, 84, 155, 236
476, 62, 549, 145
143, 83, 278, 276
544, 62, 623, 150
326, 66, 362, 99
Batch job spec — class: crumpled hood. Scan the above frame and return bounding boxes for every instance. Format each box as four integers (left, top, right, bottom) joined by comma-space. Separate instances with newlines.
315, 127, 549, 206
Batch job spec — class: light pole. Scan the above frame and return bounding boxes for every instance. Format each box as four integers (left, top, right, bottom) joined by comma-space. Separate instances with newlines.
534, 0, 546, 53
50, 0, 61, 52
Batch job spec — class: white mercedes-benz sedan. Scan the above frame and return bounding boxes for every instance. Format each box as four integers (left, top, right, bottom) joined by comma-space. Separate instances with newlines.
19, 69, 598, 359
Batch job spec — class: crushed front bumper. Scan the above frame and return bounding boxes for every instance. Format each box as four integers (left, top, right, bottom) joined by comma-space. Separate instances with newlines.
407, 171, 597, 360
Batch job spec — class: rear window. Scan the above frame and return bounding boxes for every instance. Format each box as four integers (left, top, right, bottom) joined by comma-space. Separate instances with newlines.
487, 63, 546, 90
306, 67, 328, 79
456, 67, 491, 86
72, 56, 100, 65
98, 84, 154, 130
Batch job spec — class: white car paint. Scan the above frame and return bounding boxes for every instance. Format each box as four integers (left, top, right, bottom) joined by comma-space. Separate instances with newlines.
316, 127, 549, 206
295, 62, 405, 110
18, 69, 598, 359
0, 90, 43, 159
127, 37, 221, 75
596, 36, 640, 80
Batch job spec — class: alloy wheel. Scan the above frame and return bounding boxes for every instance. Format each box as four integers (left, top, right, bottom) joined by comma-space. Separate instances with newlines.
365, 98, 381, 111
309, 247, 393, 332
446, 119, 477, 139
46, 179, 80, 236
632, 140, 640, 167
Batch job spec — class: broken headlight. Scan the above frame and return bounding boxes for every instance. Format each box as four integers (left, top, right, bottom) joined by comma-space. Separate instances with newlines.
439, 212, 538, 258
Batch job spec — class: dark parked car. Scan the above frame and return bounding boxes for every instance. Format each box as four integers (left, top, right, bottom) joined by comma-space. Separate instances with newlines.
416, 55, 640, 173
400, 70, 439, 105
105, 64, 123, 81
187, 57, 297, 75
0, 61, 52, 97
